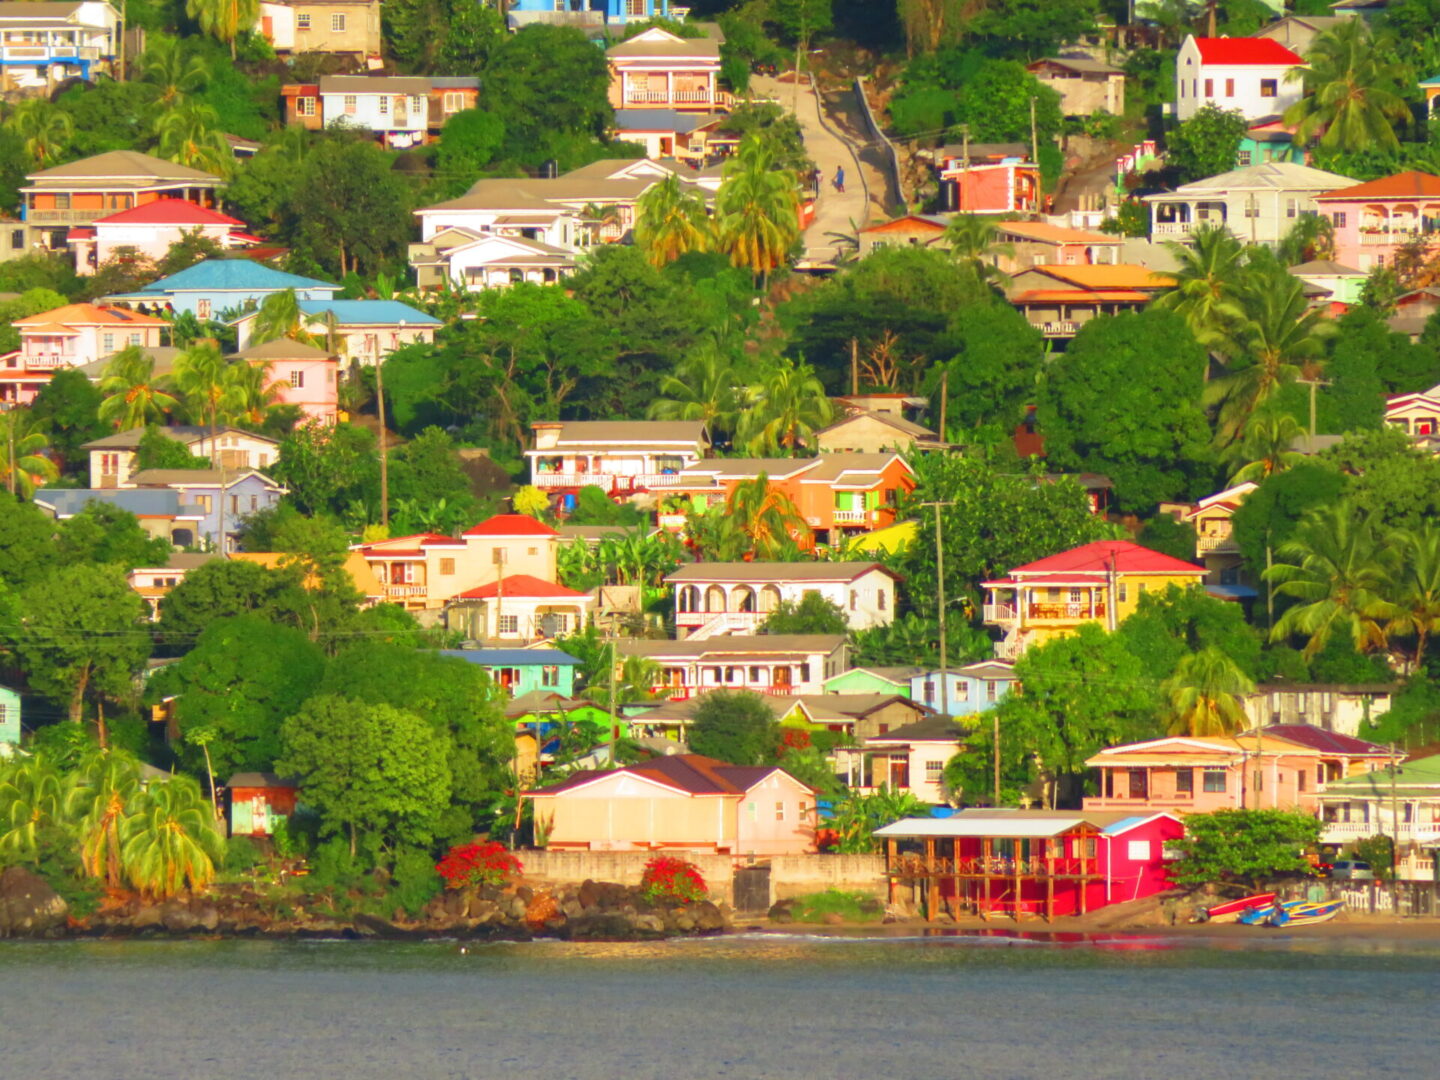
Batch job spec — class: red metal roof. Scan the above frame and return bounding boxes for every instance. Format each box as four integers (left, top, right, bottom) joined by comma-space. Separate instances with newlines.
1264, 725, 1393, 757
1194, 37, 1303, 66
462, 513, 559, 538
94, 198, 245, 227
1010, 540, 1205, 577
454, 574, 587, 600
1315, 170, 1440, 202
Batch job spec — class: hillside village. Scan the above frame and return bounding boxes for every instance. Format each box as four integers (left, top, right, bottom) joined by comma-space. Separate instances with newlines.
3, 0, 1440, 932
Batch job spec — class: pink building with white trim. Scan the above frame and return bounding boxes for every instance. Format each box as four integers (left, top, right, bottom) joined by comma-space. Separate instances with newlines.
1, 303, 167, 406
229, 338, 339, 425
1314, 171, 1440, 271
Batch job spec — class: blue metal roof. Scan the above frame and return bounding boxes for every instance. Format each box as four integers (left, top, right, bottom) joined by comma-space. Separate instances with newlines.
438, 649, 581, 666
1206, 584, 1260, 600
138, 259, 338, 294
1101, 816, 1151, 835
34, 488, 197, 518
298, 299, 441, 325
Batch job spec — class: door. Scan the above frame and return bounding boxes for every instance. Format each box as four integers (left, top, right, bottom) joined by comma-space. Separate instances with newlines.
1127, 769, 1148, 799
250, 797, 270, 835
772, 666, 792, 691
732, 865, 771, 912
889, 755, 910, 790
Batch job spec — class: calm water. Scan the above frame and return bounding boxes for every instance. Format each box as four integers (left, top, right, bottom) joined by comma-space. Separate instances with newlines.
1, 931, 1437, 1079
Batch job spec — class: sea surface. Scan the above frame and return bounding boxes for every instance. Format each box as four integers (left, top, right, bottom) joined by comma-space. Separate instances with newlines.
1, 930, 1436, 1079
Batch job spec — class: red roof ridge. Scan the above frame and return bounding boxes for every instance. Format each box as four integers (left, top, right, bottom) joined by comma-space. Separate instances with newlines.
454, 573, 588, 600
94, 197, 246, 227
1009, 539, 1205, 576
1315, 170, 1440, 201
1193, 37, 1303, 66
462, 513, 559, 538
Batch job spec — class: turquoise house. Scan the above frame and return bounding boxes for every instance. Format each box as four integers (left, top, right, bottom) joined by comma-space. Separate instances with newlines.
910, 660, 1017, 717
106, 258, 339, 320
1236, 118, 1304, 169
822, 666, 920, 698
0, 685, 20, 747
439, 648, 581, 698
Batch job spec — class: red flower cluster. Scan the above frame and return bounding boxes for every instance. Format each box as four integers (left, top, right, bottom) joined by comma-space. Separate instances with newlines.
641, 855, 708, 905
436, 841, 523, 891
782, 728, 811, 749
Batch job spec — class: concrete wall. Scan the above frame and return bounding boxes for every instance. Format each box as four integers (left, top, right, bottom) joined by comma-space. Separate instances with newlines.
517, 850, 887, 907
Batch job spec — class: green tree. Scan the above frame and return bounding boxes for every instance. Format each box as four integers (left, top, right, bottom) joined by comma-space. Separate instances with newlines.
153, 100, 233, 177
942, 214, 1014, 287
481, 24, 612, 165
98, 345, 181, 431
1152, 223, 1245, 347
157, 558, 309, 644
140, 33, 209, 107
1387, 525, 1440, 669
56, 503, 172, 571
739, 357, 835, 455
29, 369, 107, 472
926, 302, 1045, 434
715, 135, 801, 281
3, 99, 74, 166
1321, 426, 1440, 532
1167, 104, 1250, 183
0, 412, 60, 498
134, 425, 210, 472
0, 494, 59, 589
290, 139, 412, 277
277, 695, 453, 859
431, 107, 506, 195
688, 689, 782, 766
120, 774, 227, 899
270, 422, 381, 519
1161, 646, 1255, 737
70, 750, 142, 888
1284, 18, 1409, 155
1115, 583, 1264, 684
760, 592, 849, 635
970, 0, 1100, 59
1036, 308, 1213, 510
173, 342, 229, 449
634, 173, 713, 268
829, 787, 929, 853
647, 344, 745, 438
1228, 409, 1305, 485
0, 756, 65, 860
1169, 808, 1322, 889
185, 0, 259, 60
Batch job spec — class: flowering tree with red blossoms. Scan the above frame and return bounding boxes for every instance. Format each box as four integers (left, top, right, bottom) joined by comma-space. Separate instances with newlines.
436, 841, 523, 891
641, 855, 708, 905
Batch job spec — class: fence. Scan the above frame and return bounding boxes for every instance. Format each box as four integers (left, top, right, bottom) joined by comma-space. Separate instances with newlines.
1279, 879, 1440, 917
853, 76, 905, 212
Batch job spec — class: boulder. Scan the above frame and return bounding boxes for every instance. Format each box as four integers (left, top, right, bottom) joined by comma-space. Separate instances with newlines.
630, 913, 666, 935
822, 912, 846, 926
0, 867, 68, 938
160, 900, 200, 933
442, 891, 468, 919
561, 899, 584, 919
692, 901, 727, 933
353, 913, 410, 939
768, 899, 795, 924
192, 903, 220, 932
577, 879, 600, 910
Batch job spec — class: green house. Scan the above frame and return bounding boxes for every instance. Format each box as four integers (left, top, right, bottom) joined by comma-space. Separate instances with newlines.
438, 648, 581, 698
822, 667, 920, 698
0, 685, 19, 747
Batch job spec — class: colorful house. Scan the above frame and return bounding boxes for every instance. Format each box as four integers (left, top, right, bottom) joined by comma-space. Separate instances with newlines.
839, 714, 965, 803
1288, 259, 1367, 305
616, 634, 849, 700
526, 419, 710, 496
33, 487, 206, 548
123, 468, 288, 553
525, 753, 817, 856
982, 540, 1208, 659
0, 303, 168, 405
856, 214, 947, 257
606, 26, 726, 114
0, 684, 21, 748
82, 425, 279, 488
666, 561, 898, 638
229, 339, 340, 425
1385, 382, 1440, 445
910, 660, 1017, 718
225, 772, 299, 838
106, 258, 339, 320
935, 151, 1040, 215
69, 199, 258, 276
443, 576, 595, 642
1005, 263, 1173, 342
991, 221, 1123, 273
632, 692, 928, 744
255, 0, 382, 60
0, 1, 118, 96
821, 666, 921, 698
1175, 35, 1304, 122
1317, 753, 1440, 882
1313, 171, 1440, 271
227, 551, 385, 607
1144, 162, 1357, 247
877, 810, 1185, 920
814, 410, 946, 455
1182, 481, 1256, 588
437, 648, 581, 697
282, 75, 478, 148
128, 552, 223, 619
1236, 116, 1304, 168
232, 299, 440, 363
1242, 685, 1398, 738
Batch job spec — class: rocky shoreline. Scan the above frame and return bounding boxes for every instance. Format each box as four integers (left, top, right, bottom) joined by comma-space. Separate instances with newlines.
0, 867, 733, 942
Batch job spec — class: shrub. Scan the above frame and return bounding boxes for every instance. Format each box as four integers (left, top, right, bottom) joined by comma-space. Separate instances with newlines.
641, 855, 708, 905
435, 840, 523, 891
224, 836, 263, 874
787, 890, 883, 924
392, 847, 444, 916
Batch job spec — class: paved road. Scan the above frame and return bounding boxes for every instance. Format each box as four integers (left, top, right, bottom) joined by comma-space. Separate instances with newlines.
750, 74, 871, 264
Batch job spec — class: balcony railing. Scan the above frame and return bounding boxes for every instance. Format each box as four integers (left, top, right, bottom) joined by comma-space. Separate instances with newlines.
18, 354, 71, 369
534, 471, 689, 491
983, 603, 1017, 623
626, 89, 716, 106
25, 209, 105, 224
1026, 602, 1106, 622
995, 636, 1023, 660
1196, 533, 1236, 554
832, 508, 870, 524
1360, 228, 1419, 244
1039, 321, 1081, 337
0, 45, 102, 61
1152, 221, 1193, 236
1321, 820, 1440, 843
384, 584, 427, 598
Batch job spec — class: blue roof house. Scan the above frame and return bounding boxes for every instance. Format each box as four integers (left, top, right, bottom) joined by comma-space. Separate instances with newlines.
438, 648, 582, 698
124, 468, 288, 552
105, 258, 340, 319
910, 660, 1017, 718
233, 299, 441, 362
33, 487, 207, 548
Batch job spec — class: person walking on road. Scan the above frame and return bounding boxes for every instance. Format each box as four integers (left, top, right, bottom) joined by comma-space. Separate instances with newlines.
833, 166, 845, 193
810, 167, 822, 196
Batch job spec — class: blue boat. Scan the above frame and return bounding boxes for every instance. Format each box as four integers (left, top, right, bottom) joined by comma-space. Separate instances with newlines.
1267, 900, 1343, 927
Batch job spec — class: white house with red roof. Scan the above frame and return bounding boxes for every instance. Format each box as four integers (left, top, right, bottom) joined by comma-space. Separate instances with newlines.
68, 198, 262, 275
0, 303, 167, 406
982, 540, 1207, 659
1385, 383, 1440, 450
443, 574, 595, 642
1175, 35, 1304, 122
352, 513, 561, 613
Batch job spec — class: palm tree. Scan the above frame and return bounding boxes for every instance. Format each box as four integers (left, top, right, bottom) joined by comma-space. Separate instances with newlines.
119, 775, 226, 900
173, 342, 230, 454
647, 343, 744, 438
1162, 647, 1255, 737
0, 757, 65, 859
3, 100, 74, 167
725, 475, 810, 560
97, 345, 181, 431
1265, 502, 1399, 658
1387, 525, 1440, 671
738, 357, 835, 456
1227, 409, 1305, 484
715, 135, 801, 281
69, 751, 142, 889
1152, 223, 1246, 348
153, 100, 233, 177
1206, 255, 1336, 444
1277, 213, 1336, 266
186, 0, 260, 61
1284, 18, 1410, 155
0, 411, 60, 497
248, 289, 318, 347
140, 34, 209, 107
942, 214, 1014, 285
634, 173, 713, 267
222, 359, 281, 427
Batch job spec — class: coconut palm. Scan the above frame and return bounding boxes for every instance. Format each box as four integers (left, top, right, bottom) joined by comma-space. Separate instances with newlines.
0, 411, 60, 497
715, 135, 801, 280
186, 0, 260, 61
738, 357, 835, 456
1153, 223, 1246, 348
1277, 213, 1336, 266
1162, 647, 1255, 737
647, 343, 745, 438
119, 774, 225, 900
1265, 502, 1399, 658
248, 289, 319, 347
140, 34, 209, 107
0, 757, 65, 859
1387, 525, 1440, 671
97, 345, 181, 431
726, 475, 810, 560
222, 359, 281, 427
3, 99, 74, 167
943, 214, 1014, 285
1284, 18, 1410, 155
173, 342, 230, 454
1227, 409, 1305, 484
1206, 255, 1336, 444
69, 751, 143, 888
634, 173, 713, 267
154, 100, 233, 177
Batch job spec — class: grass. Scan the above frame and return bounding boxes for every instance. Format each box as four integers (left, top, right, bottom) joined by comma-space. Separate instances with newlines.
786, 890, 884, 924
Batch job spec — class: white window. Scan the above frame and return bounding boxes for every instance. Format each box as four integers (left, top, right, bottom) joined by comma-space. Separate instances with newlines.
1285, 198, 1298, 219
497, 614, 519, 634
289, 369, 304, 388
775, 801, 785, 822
102, 333, 114, 352
443, 91, 465, 113
1127, 840, 1150, 861
297, 13, 311, 29
541, 665, 559, 687
410, 96, 424, 114
128, 333, 142, 346
378, 95, 389, 115
298, 96, 316, 117
331, 13, 346, 32
343, 94, 357, 115
197, 299, 211, 319
924, 760, 945, 783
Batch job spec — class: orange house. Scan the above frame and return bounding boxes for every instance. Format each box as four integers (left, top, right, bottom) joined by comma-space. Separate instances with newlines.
664, 453, 917, 547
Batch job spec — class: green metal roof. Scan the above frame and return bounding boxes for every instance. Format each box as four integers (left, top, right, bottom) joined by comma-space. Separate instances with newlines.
1321, 754, 1440, 799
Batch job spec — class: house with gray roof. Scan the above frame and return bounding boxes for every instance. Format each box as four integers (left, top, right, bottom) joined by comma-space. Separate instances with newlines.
81, 425, 279, 488
665, 561, 897, 638
121, 468, 288, 552
526, 418, 710, 497
1144, 161, 1358, 247
33, 487, 206, 547
617, 634, 848, 698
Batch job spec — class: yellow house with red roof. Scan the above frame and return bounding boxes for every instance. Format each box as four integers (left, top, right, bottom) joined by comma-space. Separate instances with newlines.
982, 540, 1207, 659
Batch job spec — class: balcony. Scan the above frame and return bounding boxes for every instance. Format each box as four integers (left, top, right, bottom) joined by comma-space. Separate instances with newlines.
25, 209, 106, 225
1039, 321, 1080, 337
1321, 820, 1440, 844
1152, 221, 1193, 237
1026, 602, 1106, 622
995, 636, 1023, 660
1360, 228, 1419, 245
384, 584, 427, 599
534, 471, 689, 491
983, 603, 1017, 623
832, 508, 871, 525
0, 45, 102, 62
1196, 533, 1237, 555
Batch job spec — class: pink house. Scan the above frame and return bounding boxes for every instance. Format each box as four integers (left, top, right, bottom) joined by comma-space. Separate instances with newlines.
69, 198, 262, 275
877, 809, 1185, 920
1313, 171, 1440, 271
230, 338, 339, 425
0, 303, 168, 406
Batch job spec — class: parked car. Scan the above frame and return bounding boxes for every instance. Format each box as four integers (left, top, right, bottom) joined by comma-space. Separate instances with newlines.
1328, 860, 1374, 881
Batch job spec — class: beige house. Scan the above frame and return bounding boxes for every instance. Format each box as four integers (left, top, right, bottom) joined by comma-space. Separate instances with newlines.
606, 27, 725, 113
527, 754, 817, 856
1026, 56, 1124, 116
256, 0, 381, 59
1182, 481, 1256, 587
82, 425, 279, 489
666, 561, 898, 638
992, 221, 1123, 273
1242, 684, 1397, 738
527, 419, 710, 495
443, 574, 595, 643
838, 715, 965, 804
617, 634, 848, 699
815, 410, 945, 454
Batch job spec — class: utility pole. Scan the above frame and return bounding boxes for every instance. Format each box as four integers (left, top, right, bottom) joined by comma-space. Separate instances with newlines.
377, 321, 401, 528
959, 124, 970, 212
850, 337, 859, 395
918, 500, 954, 717
7, 418, 15, 497
938, 368, 949, 444
1389, 744, 1402, 905
1296, 376, 1332, 439
1028, 95, 1039, 174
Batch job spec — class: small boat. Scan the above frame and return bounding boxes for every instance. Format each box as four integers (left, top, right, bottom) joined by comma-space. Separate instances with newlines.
1238, 900, 1302, 926
1267, 900, 1343, 928
1203, 892, 1277, 924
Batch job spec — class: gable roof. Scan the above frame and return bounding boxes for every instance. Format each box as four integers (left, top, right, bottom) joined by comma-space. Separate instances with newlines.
437, 648, 581, 667
606, 30, 721, 60
1261, 725, 1393, 757
229, 338, 336, 361
462, 513, 558, 538
136, 259, 337, 294
127, 468, 284, 490
864, 714, 965, 745
1315, 170, 1440, 202
530, 419, 708, 446
664, 561, 894, 585
1191, 36, 1304, 66
13, 303, 168, 328
26, 150, 222, 185
876, 808, 1179, 839
94, 198, 245, 227
1158, 161, 1358, 196
1288, 259, 1364, 276
80, 424, 277, 451
296, 299, 441, 326
1028, 55, 1121, 76
817, 410, 938, 440
33, 487, 204, 519
318, 75, 477, 94
528, 753, 802, 798
1005, 540, 1205, 578
452, 575, 590, 601
994, 221, 1118, 245
1015, 263, 1174, 290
